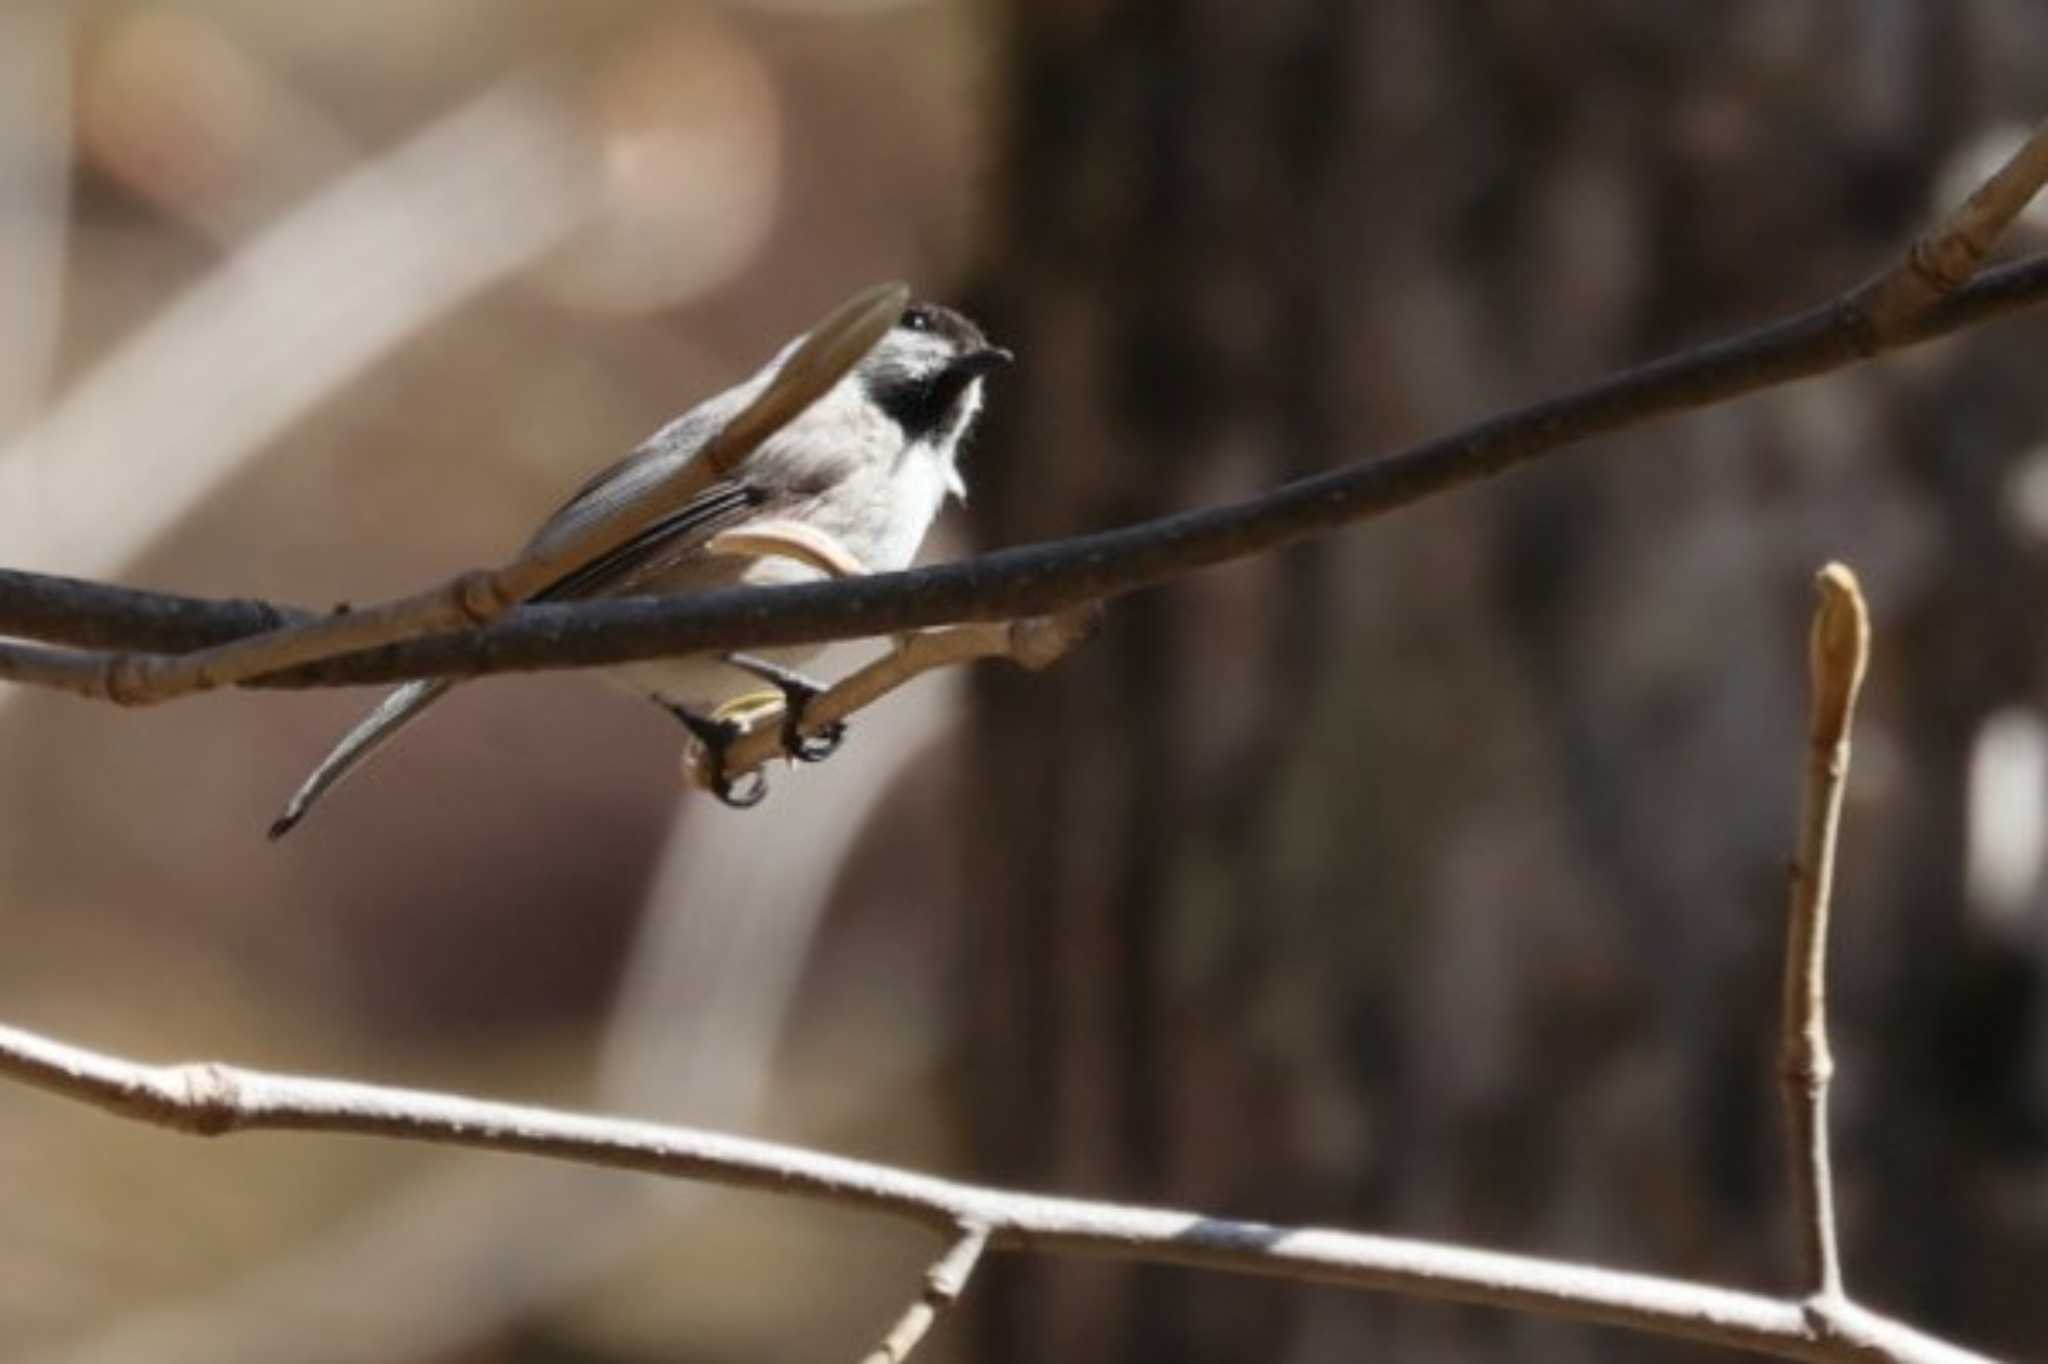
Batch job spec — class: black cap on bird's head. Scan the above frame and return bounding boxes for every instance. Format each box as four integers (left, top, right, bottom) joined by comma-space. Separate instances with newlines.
860, 300, 1013, 442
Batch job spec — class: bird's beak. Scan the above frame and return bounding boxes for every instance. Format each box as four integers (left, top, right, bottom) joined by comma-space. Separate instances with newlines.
952, 346, 1015, 379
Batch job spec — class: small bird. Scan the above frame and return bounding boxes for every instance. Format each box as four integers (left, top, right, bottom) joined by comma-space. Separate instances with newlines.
268, 298, 1011, 838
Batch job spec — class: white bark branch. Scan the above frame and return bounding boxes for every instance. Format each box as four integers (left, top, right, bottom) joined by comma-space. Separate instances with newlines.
0, 1020, 1997, 1364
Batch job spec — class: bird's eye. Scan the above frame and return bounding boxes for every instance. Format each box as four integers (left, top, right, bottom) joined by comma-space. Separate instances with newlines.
901, 306, 934, 333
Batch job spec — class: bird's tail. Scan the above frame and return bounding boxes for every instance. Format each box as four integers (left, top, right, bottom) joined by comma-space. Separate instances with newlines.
268, 679, 456, 840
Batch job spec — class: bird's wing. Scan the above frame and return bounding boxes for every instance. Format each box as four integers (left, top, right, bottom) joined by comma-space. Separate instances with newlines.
266, 475, 763, 839
532, 480, 766, 602
267, 360, 849, 839
525, 372, 877, 600
531, 385, 751, 547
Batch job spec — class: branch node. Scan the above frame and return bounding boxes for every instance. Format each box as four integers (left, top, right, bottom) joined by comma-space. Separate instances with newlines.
925, 1221, 991, 1301
452, 570, 512, 626
1798, 1292, 1855, 1346
1908, 234, 1984, 300
1009, 603, 1105, 670
101, 654, 150, 706
171, 1061, 243, 1135
858, 1222, 990, 1364
1777, 1044, 1834, 1094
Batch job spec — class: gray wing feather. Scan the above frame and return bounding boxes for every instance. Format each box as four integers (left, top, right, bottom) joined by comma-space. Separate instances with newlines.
268, 679, 454, 839
529, 384, 753, 551
534, 481, 762, 602
267, 456, 744, 841
267, 355, 798, 840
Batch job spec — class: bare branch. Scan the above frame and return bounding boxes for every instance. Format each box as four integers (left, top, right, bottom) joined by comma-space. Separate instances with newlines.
857, 1223, 990, 1364
692, 606, 1101, 791
0, 1021, 1998, 1364
0, 635, 134, 698
1779, 564, 1871, 1301
0, 568, 312, 651
6, 249, 2048, 698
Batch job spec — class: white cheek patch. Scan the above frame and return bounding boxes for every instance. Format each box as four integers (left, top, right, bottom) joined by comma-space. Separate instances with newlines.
942, 380, 984, 500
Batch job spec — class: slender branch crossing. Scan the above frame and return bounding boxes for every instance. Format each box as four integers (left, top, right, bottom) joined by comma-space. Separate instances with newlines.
3, 123, 2048, 697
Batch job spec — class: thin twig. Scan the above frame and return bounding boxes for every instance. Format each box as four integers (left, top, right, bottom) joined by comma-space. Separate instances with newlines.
857, 1223, 990, 1364
693, 606, 1101, 790
0, 1022, 1996, 1364
1851, 119, 2048, 332
1780, 564, 1871, 1301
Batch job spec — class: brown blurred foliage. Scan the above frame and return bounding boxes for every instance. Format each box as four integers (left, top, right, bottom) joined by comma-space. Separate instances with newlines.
1, 3, 2045, 1363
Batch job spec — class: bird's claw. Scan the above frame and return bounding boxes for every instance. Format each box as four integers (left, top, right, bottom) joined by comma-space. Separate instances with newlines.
712, 767, 768, 809
726, 655, 846, 765
782, 695, 844, 765
673, 708, 770, 809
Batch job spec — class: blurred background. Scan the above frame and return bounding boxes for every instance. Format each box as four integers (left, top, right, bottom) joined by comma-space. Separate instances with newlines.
1, 2, 2045, 1361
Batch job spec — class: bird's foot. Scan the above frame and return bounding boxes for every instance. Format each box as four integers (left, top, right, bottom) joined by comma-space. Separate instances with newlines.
725, 654, 846, 764
668, 704, 768, 809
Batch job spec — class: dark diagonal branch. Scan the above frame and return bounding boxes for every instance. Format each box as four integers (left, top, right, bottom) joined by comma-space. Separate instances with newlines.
5, 127, 2048, 699
0, 254, 2045, 697
0, 570, 312, 651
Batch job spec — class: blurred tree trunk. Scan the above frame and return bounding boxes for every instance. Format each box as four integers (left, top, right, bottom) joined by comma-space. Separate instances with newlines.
966, 4, 2048, 1362
964, 4, 1355, 1360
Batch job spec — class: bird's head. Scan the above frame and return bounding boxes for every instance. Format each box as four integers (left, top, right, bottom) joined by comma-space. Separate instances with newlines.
856, 300, 1013, 446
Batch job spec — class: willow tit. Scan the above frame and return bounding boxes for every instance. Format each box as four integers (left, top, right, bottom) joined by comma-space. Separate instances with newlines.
268, 299, 1010, 838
